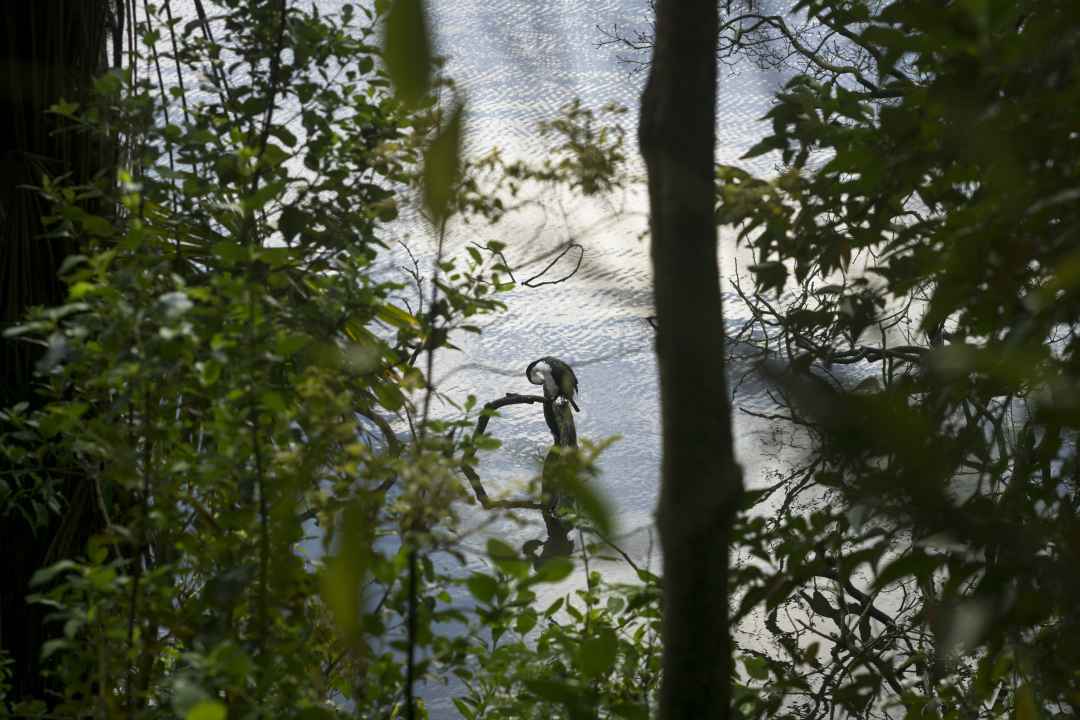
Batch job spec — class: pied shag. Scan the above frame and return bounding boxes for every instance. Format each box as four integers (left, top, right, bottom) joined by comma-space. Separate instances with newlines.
526, 356, 580, 411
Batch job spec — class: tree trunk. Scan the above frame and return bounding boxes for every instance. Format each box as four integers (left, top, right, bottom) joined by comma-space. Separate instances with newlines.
0, 1, 116, 703
638, 1, 743, 718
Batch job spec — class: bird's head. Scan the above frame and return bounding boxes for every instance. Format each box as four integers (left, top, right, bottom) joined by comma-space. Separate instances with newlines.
526, 358, 553, 386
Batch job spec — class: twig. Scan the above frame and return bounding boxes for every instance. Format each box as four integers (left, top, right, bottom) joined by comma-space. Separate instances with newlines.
521, 242, 584, 288
458, 394, 548, 509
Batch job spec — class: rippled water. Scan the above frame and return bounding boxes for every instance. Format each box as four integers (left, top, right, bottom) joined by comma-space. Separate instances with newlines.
421, 0, 791, 561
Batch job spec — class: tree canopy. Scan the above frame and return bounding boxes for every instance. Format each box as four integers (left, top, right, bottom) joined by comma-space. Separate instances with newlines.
716, 1, 1080, 718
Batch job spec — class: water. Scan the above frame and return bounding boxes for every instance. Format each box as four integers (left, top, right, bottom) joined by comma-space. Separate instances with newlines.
421, 0, 790, 566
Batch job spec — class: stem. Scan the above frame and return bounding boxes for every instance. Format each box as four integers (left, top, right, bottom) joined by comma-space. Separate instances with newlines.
126, 391, 153, 714
404, 202, 449, 720
140, 0, 180, 255
241, 0, 288, 688
161, 0, 190, 125
405, 547, 418, 720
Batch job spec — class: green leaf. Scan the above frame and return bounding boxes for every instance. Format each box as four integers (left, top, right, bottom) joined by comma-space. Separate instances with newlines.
1014, 683, 1038, 720
278, 206, 308, 243
69, 281, 96, 300
741, 135, 783, 159
808, 590, 837, 618
373, 381, 404, 412
376, 303, 418, 329
259, 142, 290, 169
81, 215, 114, 238
874, 551, 942, 590
276, 333, 309, 356
544, 597, 564, 617
319, 501, 373, 641
242, 179, 287, 212
564, 475, 613, 538
198, 361, 222, 387
466, 573, 498, 604
93, 70, 123, 97
423, 102, 464, 223
577, 627, 617, 678
260, 391, 287, 413
30, 560, 80, 587
611, 703, 649, 720
743, 655, 770, 680
515, 609, 538, 635
57, 254, 89, 275
49, 99, 80, 117
524, 679, 583, 705
297, 709, 336, 720
526, 557, 573, 586
40, 639, 73, 661
172, 678, 210, 719
452, 698, 475, 720
270, 124, 299, 148
186, 700, 227, 720
748, 261, 788, 294
212, 241, 249, 264
382, 0, 432, 106
487, 538, 529, 580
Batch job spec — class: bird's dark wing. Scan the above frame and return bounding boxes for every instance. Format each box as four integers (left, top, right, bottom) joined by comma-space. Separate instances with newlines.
565, 363, 580, 411
536, 356, 580, 411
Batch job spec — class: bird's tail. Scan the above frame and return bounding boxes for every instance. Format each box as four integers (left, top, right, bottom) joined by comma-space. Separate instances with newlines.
570, 398, 580, 412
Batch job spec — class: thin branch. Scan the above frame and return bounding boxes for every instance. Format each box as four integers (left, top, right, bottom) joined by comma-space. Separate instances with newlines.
457, 393, 549, 509
521, 242, 585, 288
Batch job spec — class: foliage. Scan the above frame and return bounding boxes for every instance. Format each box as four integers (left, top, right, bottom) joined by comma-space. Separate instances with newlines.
0, 1, 648, 718
716, 1, 1080, 718
455, 539, 663, 720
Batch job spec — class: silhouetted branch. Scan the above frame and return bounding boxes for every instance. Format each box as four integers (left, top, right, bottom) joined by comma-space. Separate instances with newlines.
472, 240, 585, 289
460, 393, 548, 509
521, 242, 584, 288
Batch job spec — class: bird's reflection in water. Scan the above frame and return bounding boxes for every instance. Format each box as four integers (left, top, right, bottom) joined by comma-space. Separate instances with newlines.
522, 507, 574, 569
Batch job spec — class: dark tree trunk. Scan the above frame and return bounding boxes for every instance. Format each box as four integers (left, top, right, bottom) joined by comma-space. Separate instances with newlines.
638, 1, 743, 718
0, 1, 116, 703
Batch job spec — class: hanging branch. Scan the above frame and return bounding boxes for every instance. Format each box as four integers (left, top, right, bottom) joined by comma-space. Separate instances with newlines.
470, 240, 585, 289
521, 242, 584, 288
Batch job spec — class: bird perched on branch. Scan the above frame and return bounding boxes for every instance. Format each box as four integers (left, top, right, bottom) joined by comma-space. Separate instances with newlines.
526, 356, 580, 411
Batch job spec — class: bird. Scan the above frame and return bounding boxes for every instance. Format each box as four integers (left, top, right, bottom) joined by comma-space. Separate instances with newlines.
525, 356, 580, 411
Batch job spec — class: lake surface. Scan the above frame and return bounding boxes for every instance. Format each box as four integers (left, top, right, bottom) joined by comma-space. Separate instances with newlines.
419, 0, 790, 564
